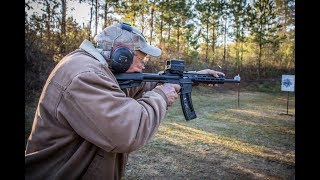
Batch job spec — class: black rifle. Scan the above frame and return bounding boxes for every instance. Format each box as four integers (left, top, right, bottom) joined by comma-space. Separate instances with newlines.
115, 59, 240, 120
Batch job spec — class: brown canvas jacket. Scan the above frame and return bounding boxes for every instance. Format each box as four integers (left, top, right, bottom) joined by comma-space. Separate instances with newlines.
25, 49, 168, 180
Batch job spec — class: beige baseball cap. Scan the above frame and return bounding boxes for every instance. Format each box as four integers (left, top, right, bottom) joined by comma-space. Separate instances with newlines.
94, 22, 162, 57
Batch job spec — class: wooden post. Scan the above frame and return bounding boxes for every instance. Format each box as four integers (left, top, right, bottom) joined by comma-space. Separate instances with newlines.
237, 83, 240, 108
286, 91, 289, 114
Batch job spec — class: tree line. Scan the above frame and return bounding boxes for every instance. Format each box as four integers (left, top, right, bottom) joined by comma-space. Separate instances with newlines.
25, 0, 295, 102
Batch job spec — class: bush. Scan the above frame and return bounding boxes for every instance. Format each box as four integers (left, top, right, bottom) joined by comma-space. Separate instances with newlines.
25, 34, 56, 103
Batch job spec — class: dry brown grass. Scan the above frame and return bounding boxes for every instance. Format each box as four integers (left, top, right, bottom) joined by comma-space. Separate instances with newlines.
124, 88, 295, 179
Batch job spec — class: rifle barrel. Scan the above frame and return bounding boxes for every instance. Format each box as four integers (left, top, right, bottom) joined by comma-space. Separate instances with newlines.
223, 79, 240, 83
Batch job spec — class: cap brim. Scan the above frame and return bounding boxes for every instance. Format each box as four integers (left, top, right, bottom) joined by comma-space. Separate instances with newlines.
140, 45, 162, 57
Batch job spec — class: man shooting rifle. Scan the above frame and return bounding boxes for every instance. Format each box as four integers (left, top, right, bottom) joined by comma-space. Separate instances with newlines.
25, 22, 235, 179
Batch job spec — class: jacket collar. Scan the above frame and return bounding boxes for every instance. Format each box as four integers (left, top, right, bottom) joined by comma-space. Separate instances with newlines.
79, 39, 108, 65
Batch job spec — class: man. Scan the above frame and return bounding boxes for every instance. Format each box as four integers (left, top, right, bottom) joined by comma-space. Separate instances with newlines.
25, 22, 225, 179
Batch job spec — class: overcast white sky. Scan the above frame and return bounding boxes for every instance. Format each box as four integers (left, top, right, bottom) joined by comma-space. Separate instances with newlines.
27, 1, 91, 23
67, 1, 91, 25
26, 1, 236, 44
26, 1, 107, 34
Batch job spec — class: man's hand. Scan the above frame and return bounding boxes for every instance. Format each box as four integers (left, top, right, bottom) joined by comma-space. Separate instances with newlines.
196, 69, 225, 87
196, 69, 225, 77
155, 83, 181, 107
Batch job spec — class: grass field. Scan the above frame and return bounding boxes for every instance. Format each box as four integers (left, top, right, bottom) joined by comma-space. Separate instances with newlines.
25, 83, 295, 179
124, 86, 295, 179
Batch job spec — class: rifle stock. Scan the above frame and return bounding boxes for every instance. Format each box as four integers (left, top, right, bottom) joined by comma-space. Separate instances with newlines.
114, 59, 240, 120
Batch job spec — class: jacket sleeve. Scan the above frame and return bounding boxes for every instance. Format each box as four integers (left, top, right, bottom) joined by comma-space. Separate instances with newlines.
121, 82, 159, 99
57, 71, 168, 153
